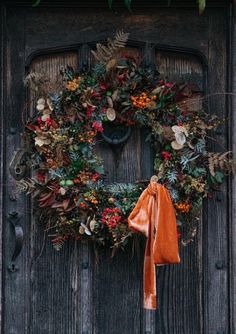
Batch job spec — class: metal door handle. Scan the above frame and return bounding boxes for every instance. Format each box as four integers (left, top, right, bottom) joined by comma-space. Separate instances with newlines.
7, 211, 24, 272
9, 149, 27, 180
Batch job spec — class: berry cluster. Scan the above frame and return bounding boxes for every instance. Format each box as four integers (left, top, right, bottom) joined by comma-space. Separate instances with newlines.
131, 92, 156, 109
175, 202, 192, 213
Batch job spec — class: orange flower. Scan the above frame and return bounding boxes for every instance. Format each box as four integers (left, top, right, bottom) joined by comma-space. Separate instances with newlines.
66, 78, 81, 91
175, 202, 192, 213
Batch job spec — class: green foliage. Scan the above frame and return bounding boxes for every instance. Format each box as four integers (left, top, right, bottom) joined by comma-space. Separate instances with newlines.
198, 0, 206, 14
211, 171, 225, 184
194, 139, 206, 154
166, 170, 178, 183
191, 167, 206, 178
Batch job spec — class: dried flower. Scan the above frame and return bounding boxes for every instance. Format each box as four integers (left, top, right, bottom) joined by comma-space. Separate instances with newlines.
92, 121, 103, 133
101, 208, 123, 229
34, 134, 51, 147
171, 125, 188, 150
161, 151, 171, 161
66, 78, 81, 91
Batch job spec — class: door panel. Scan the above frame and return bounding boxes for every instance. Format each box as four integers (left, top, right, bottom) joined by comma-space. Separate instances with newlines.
2, 6, 230, 334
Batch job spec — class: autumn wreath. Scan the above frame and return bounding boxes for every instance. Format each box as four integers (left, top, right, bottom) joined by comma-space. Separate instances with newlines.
18, 31, 233, 252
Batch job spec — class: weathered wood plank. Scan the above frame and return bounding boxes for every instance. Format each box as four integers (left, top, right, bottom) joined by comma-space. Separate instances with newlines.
23, 8, 211, 60
154, 50, 203, 334
0, 4, 6, 334
93, 48, 144, 333
29, 52, 91, 334
203, 10, 229, 334
230, 5, 236, 334
3, 8, 31, 334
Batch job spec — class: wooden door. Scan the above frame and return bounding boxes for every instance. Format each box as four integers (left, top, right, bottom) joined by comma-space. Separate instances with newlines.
1, 2, 233, 333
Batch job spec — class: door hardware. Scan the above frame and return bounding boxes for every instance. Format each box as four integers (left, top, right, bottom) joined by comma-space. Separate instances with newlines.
9, 149, 27, 180
7, 211, 24, 272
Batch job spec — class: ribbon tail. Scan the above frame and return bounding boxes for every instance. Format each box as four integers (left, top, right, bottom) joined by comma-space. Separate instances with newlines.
143, 196, 157, 310
143, 240, 157, 310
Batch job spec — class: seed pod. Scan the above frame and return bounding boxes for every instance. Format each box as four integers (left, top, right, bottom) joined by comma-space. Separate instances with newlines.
36, 103, 45, 111
106, 107, 116, 121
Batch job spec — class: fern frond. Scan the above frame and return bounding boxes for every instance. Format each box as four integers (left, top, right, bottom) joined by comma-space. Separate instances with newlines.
52, 237, 65, 251
91, 30, 129, 64
16, 179, 37, 195
166, 170, 178, 183
208, 151, 232, 176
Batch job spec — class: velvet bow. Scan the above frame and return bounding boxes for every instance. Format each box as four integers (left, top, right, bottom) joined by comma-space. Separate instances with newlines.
128, 181, 180, 309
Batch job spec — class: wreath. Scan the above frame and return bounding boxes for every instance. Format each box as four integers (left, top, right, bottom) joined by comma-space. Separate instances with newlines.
18, 31, 233, 252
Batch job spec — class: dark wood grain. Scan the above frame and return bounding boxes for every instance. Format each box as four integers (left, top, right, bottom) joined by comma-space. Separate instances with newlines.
203, 10, 230, 334
28, 52, 90, 334
0, 4, 5, 333
230, 5, 236, 334
3, 9, 31, 334
0, 5, 232, 334
154, 51, 203, 334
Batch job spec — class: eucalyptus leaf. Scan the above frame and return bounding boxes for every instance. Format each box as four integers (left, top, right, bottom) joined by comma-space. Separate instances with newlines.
214, 171, 224, 184
95, 165, 105, 174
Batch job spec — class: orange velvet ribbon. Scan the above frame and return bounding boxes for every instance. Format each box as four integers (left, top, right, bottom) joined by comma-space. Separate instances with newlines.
128, 181, 180, 310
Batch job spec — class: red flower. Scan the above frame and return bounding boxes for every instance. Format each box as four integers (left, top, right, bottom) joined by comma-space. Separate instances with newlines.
101, 207, 122, 229
45, 118, 53, 126
165, 82, 174, 88
37, 173, 46, 183
161, 151, 171, 160
117, 71, 128, 84
86, 105, 95, 118
92, 121, 103, 133
37, 117, 43, 125
91, 91, 101, 101
99, 84, 108, 92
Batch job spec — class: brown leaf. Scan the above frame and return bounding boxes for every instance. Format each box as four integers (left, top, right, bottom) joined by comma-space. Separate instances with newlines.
106, 58, 117, 72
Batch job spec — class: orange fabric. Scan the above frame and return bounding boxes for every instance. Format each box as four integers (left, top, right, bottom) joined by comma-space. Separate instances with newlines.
128, 182, 180, 310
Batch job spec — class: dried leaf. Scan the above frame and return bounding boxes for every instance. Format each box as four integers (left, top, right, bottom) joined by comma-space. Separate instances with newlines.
171, 141, 183, 150
106, 96, 113, 108
208, 151, 232, 176
81, 222, 92, 236
112, 89, 119, 101
106, 58, 117, 72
